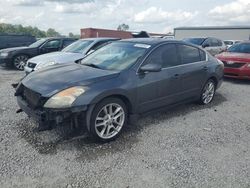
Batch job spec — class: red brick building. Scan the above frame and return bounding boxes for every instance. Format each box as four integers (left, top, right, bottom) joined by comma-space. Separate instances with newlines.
81, 28, 133, 39
80, 28, 169, 39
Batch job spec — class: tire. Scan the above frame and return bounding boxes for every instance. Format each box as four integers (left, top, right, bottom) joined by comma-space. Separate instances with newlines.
13, 55, 29, 70
88, 97, 128, 142
199, 79, 216, 105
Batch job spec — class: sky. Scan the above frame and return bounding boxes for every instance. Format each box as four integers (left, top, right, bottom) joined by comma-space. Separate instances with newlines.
0, 0, 250, 35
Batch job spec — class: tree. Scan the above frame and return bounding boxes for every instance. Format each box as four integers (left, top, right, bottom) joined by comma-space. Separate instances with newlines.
117, 23, 129, 31
46, 28, 60, 37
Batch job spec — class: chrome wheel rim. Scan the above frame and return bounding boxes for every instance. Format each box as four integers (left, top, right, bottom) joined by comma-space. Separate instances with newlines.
95, 103, 125, 139
14, 55, 28, 70
202, 81, 215, 104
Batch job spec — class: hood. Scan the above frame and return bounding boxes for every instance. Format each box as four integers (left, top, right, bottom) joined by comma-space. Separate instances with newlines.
22, 63, 119, 97
0, 46, 33, 52
29, 52, 85, 64
216, 52, 250, 62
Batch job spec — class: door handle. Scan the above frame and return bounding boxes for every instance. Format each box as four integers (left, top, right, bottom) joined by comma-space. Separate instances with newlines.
203, 66, 208, 71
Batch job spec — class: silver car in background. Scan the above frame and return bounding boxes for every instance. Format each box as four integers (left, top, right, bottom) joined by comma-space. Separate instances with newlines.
183, 37, 227, 56
24, 38, 119, 74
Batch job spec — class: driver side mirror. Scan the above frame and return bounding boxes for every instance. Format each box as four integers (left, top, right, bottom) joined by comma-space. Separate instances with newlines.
139, 63, 162, 73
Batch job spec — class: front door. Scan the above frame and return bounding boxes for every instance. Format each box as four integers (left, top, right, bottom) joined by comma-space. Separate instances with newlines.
136, 43, 183, 113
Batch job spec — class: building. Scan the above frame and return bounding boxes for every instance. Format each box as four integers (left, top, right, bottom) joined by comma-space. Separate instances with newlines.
81, 28, 132, 39
174, 26, 250, 40
80, 27, 169, 39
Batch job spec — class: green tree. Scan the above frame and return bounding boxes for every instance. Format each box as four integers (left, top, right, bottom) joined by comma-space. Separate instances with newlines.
46, 28, 60, 37
117, 23, 129, 31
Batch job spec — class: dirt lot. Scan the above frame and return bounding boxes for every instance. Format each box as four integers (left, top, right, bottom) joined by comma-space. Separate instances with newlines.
0, 67, 249, 188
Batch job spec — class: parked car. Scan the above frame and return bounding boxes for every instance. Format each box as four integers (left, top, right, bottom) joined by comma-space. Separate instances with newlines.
183, 37, 227, 56
0, 37, 77, 70
224, 40, 242, 48
216, 42, 250, 79
24, 38, 119, 74
0, 34, 36, 50
15, 38, 224, 142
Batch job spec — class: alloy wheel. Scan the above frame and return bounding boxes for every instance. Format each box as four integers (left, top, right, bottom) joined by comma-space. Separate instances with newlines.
95, 103, 125, 139
14, 55, 29, 70
202, 80, 215, 104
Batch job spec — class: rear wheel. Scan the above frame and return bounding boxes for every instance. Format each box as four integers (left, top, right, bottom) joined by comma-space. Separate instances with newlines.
13, 55, 29, 70
89, 98, 127, 142
199, 79, 216, 105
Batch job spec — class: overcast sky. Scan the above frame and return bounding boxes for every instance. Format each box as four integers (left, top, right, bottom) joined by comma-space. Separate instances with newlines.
0, 0, 249, 35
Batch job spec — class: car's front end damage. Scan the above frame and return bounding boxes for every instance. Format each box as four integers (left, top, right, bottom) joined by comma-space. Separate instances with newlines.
15, 83, 88, 131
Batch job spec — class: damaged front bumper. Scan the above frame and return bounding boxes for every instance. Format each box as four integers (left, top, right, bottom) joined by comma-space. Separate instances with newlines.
17, 96, 87, 129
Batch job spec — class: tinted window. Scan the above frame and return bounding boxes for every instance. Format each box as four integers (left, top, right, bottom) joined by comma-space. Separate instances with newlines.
202, 38, 211, 47
199, 50, 206, 61
224, 41, 233, 45
144, 44, 180, 68
178, 44, 201, 64
228, 43, 250, 53
44, 40, 61, 48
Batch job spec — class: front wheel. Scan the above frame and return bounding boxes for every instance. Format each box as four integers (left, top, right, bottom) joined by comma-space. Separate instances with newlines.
89, 98, 128, 142
199, 79, 216, 105
13, 55, 29, 70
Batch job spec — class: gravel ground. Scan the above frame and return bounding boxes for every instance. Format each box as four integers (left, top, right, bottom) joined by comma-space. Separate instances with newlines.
0, 67, 249, 188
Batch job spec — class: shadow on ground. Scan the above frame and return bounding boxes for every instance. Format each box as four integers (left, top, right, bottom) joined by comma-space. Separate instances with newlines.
17, 93, 227, 160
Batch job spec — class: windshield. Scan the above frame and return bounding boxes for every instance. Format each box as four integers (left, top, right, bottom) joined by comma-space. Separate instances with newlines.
81, 42, 149, 71
228, 43, 250, 53
184, 38, 205, 45
29, 38, 47, 48
62, 40, 93, 53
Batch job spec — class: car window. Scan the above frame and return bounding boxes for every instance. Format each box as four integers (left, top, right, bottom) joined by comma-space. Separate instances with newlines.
202, 38, 211, 47
62, 40, 74, 48
211, 38, 220, 47
144, 44, 180, 68
44, 40, 61, 48
178, 44, 201, 64
224, 41, 233, 45
199, 50, 206, 61
90, 41, 109, 52
228, 43, 250, 53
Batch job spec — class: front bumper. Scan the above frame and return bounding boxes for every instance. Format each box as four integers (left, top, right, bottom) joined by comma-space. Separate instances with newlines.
224, 66, 250, 80
0, 57, 12, 66
17, 96, 88, 127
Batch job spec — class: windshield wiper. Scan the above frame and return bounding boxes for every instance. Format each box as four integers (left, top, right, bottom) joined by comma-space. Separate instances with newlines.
83, 63, 102, 69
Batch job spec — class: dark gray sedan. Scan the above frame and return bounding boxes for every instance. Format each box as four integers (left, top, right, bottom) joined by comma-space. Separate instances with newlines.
15, 38, 224, 142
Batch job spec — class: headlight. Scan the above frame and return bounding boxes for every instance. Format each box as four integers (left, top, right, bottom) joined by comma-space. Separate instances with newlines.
0, 52, 9, 57
247, 64, 250, 68
44, 86, 86, 109
35, 61, 56, 70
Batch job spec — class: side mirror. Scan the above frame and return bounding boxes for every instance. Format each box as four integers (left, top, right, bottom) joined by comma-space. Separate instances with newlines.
202, 44, 209, 48
140, 63, 162, 73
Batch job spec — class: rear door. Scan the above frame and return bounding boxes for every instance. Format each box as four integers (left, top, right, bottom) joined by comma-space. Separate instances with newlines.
177, 44, 208, 99
137, 43, 183, 113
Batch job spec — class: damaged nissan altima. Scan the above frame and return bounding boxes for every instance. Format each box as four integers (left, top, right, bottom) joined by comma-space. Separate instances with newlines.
15, 38, 224, 142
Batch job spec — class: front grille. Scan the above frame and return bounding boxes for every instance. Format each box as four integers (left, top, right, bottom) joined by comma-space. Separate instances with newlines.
27, 62, 36, 68
16, 84, 45, 109
222, 61, 245, 68
23, 87, 41, 108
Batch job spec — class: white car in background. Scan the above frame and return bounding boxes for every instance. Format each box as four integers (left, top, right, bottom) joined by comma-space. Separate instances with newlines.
24, 38, 119, 74
224, 40, 242, 48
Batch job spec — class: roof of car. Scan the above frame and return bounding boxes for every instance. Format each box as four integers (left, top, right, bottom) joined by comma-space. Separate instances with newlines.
80, 37, 120, 41
120, 38, 180, 45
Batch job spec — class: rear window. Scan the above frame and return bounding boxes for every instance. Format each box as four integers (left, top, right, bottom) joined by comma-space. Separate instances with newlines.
178, 44, 201, 64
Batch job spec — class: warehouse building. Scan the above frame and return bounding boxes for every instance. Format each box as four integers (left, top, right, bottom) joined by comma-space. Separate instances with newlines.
174, 26, 250, 40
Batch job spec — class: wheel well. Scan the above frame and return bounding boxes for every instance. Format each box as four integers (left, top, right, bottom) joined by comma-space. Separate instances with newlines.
209, 76, 218, 88
101, 95, 133, 113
